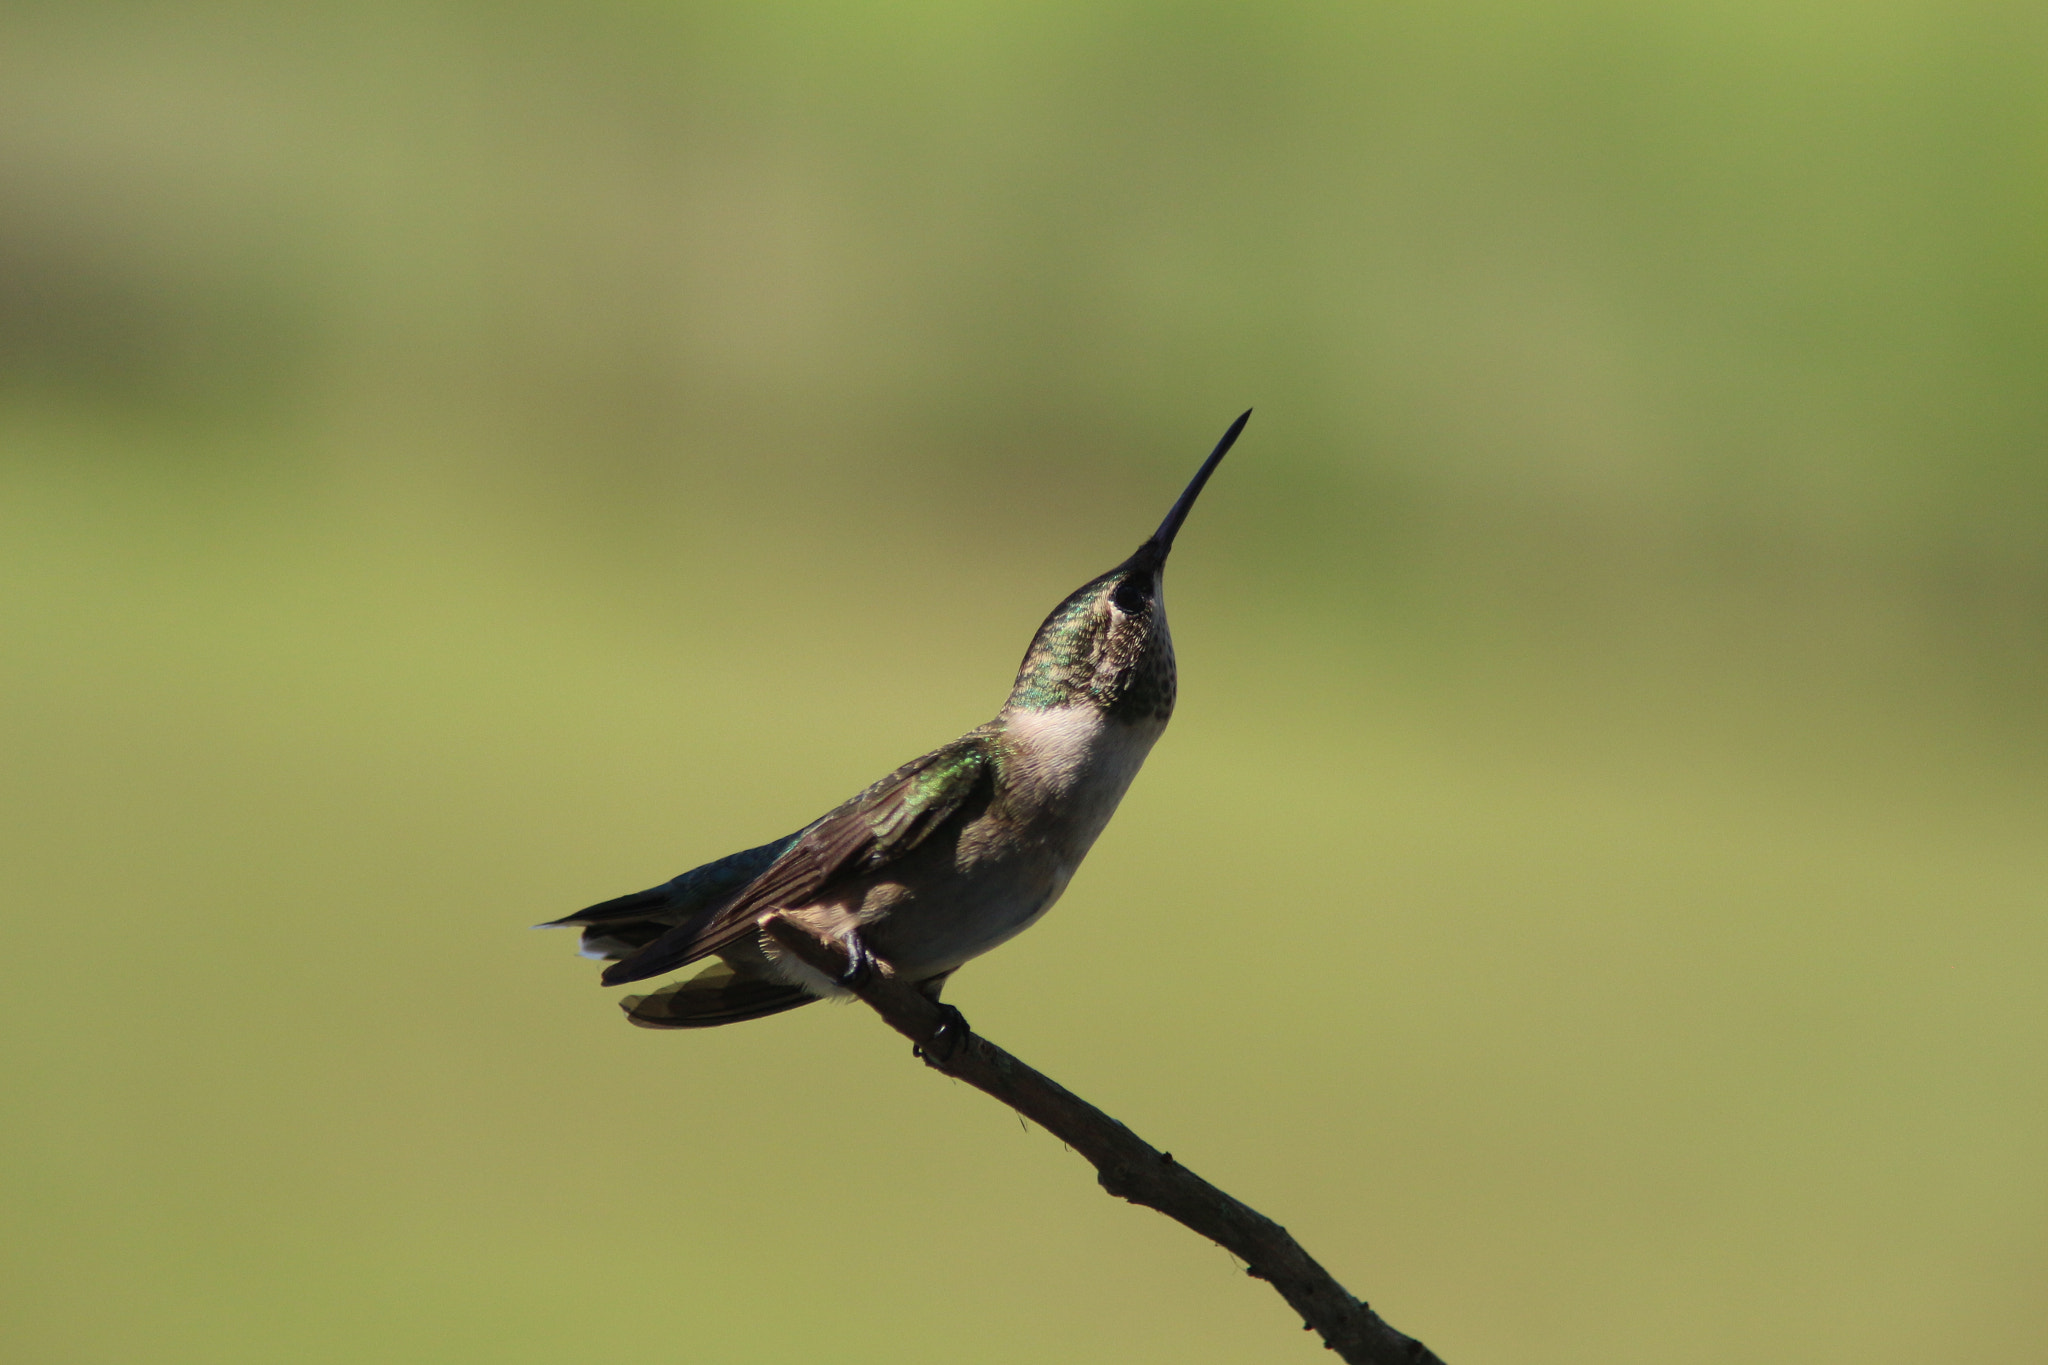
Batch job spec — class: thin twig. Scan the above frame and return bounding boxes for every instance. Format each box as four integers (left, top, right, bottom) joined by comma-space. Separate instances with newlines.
763, 918, 1446, 1364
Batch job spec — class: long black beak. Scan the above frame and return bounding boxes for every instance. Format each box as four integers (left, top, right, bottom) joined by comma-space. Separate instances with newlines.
1139, 409, 1251, 564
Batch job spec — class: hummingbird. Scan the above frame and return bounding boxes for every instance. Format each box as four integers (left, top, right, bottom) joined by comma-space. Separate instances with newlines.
544, 410, 1251, 1029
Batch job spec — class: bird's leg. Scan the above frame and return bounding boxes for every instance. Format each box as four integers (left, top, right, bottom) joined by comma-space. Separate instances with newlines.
835, 930, 878, 991
905, 970, 969, 1063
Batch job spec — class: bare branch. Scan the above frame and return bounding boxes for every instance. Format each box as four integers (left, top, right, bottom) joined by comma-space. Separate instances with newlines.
763, 917, 1446, 1364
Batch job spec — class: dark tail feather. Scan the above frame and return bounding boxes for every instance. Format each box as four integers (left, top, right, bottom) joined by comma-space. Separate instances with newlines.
599, 916, 730, 985
620, 962, 818, 1029
540, 886, 674, 928
533, 895, 689, 963
540, 888, 723, 964
567, 919, 674, 961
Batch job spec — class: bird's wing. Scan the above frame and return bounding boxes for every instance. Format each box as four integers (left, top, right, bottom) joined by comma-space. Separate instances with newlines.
600, 734, 992, 986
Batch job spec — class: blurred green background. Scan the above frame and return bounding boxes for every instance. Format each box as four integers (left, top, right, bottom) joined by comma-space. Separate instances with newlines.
3, 2, 2045, 1362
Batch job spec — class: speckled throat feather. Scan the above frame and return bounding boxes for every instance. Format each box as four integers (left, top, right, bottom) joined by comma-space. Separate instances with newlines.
1006, 568, 1176, 723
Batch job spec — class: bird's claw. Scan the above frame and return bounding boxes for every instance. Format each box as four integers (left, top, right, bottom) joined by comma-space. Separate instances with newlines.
913, 1004, 971, 1064
836, 936, 877, 990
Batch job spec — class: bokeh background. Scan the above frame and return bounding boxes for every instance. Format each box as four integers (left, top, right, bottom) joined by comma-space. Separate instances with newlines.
4, 3, 2045, 1362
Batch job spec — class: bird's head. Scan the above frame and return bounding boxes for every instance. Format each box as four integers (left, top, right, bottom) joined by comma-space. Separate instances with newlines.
1006, 411, 1249, 722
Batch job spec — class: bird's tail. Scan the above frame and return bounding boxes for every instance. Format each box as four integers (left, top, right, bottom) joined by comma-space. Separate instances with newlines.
536, 885, 692, 962
619, 960, 817, 1029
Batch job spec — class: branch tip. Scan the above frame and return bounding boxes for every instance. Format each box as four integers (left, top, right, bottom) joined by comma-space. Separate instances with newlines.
756, 914, 1445, 1365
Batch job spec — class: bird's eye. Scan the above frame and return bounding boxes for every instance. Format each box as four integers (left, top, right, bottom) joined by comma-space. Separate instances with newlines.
1111, 578, 1150, 614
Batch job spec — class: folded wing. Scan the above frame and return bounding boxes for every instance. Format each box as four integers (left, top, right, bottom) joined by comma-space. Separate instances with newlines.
599, 734, 992, 987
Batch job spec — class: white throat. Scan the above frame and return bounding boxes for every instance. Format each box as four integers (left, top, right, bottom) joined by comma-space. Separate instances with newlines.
1000, 704, 1164, 813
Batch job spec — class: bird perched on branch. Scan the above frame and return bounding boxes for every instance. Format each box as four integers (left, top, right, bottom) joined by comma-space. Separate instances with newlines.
543, 411, 1250, 1029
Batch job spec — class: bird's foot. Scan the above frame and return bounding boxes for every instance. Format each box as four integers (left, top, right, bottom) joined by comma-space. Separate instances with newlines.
913, 1004, 972, 1065
836, 934, 877, 991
